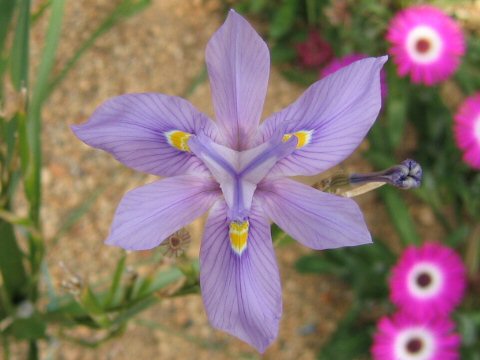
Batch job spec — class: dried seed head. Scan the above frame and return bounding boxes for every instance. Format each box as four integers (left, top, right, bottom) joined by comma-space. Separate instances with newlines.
160, 229, 192, 257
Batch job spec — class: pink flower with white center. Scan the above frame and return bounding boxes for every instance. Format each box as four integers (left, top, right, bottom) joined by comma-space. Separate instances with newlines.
386, 5, 465, 86
389, 242, 466, 318
372, 313, 461, 360
454, 93, 480, 169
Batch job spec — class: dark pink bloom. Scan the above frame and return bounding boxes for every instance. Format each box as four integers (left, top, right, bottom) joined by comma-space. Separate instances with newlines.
372, 313, 461, 360
295, 30, 333, 68
454, 93, 480, 169
387, 5, 465, 86
389, 242, 466, 318
72, 11, 386, 352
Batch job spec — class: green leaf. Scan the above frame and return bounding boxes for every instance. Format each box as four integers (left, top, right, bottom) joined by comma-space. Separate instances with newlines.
30, 0, 65, 106
281, 67, 317, 86
378, 186, 420, 246
5, 115, 17, 168
9, 314, 46, 340
295, 254, 345, 276
385, 68, 407, 149
270, 43, 297, 64
445, 225, 470, 247
31, 0, 51, 24
133, 267, 183, 300
79, 286, 104, 315
0, 219, 28, 302
269, 0, 298, 40
103, 254, 127, 308
317, 308, 371, 360
26, 0, 66, 225
10, 0, 30, 91
111, 296, 157, 327
0, 0, 16, 54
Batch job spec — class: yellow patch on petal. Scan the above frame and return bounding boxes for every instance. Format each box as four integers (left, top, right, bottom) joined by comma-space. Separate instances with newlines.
165, 130, 192, 152
282, 130, 314, 149
229, 220, 249, 255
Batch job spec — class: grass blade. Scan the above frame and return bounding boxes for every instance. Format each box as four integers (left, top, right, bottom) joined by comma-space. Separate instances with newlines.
26, 0, 66, 224
0, 219, 28, 302
10, 0, 30, 91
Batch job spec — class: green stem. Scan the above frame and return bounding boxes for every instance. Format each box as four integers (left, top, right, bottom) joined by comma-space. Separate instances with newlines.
465, 225, 480, 277
27, 340, 38, 360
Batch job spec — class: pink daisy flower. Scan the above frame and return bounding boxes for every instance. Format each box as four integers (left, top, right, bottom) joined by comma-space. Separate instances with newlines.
454, 93, 480, 169
372, 313, 461, 360
386, 5, 465, 86
390, 242, 467, 317
321, 53, 388, 101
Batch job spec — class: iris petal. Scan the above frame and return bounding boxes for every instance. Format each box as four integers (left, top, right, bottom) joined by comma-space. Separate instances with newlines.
258, 56, 387, 177
200, 199, 282, 353
257, 178, 372, 250
206, 10, 270, 150
72, 93, 217, 177
106, 175, 220, 250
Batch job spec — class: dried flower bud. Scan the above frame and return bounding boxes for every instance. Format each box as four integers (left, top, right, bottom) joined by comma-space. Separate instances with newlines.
160, 229, 192, 257
350, 159, 422, 190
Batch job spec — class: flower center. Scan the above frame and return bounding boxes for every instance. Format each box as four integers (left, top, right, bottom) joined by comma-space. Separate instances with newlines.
406, 25, 442, 64
416, 272, 432, 288
415, 38, 431, 54
407, 262, 443, 299
395, 328, 435, 360
186, 132, 297, 255
169, 236, 181, 249
406, 337, 423, 354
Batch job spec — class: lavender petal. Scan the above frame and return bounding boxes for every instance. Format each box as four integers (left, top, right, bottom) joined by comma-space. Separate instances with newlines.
106, 175, 220, 250
258, 56, 388, 177
257, 179, 372, 249
206, 10, 270, 150
72, 93, 217, 177
200, 199, 282, 353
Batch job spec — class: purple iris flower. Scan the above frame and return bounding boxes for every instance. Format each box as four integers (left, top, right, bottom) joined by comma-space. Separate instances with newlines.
72, 10, 387, 352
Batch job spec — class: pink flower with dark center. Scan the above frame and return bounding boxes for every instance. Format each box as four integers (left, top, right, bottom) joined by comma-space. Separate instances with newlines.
321, 53, 388, 102
372, 313, 461, 360
454, 93, 480, 169
296, 30, 333, 68
389, 242, 466, 318
386, 5, 465, 86
72, 10, 386, 352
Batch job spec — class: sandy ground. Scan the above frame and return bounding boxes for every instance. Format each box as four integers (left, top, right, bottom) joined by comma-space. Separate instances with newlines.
21, 0, 439, 359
